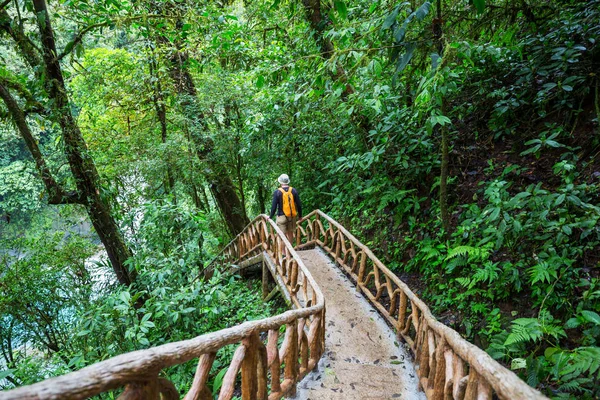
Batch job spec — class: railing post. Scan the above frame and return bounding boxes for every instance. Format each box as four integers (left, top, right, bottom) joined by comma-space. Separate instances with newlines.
334, 232, 342, 262
267, 329, 282, 394
356, 251, 367, 292
284, 320, 299, 397
397, 292, 408, 334
242, 333, 260, 400
184, 353, 216, 400
218, 345, 246, 400
256, 339, 268, 400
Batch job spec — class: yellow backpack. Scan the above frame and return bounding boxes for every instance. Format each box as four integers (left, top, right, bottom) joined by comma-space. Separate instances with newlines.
279, 187, 297, 218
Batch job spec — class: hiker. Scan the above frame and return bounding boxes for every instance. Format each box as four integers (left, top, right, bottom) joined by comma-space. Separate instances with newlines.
269, 174, 302, 248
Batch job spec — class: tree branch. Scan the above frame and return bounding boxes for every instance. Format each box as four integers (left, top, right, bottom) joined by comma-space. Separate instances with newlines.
0, 75, 46, 115
0, 83, 84, 205
0, 0, 11, 12
57, 14, 184, 61
57, 21, 108, 61
0, 9, 43, 68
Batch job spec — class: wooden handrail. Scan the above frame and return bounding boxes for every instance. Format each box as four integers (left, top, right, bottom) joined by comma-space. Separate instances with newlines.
0, 215, 325, 400
296, 210, 548, 400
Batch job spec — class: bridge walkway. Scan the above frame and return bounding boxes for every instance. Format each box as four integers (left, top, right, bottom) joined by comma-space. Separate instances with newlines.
290, 249, 425, 400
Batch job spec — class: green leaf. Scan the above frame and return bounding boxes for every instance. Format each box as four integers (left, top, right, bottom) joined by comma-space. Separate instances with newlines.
75, 43, 84, 58
554, 194, 566, 207
334, 1, 348, 20
431, 52, 441, 70
212, 367, 228, 395
256, 75, 265, 88
270, 0, 281, 10
119, 291, 131, 304
473, 0, 485, 13
415, 1, 431, 20
0, 369, 15, 380
489, 207, 501, 221
396, 42, 416, 73
63, 40, 75, 56
382, 5, 401, 29
545, 140, 561, 148
544, 347, 560, 358
581, 310, 600, 326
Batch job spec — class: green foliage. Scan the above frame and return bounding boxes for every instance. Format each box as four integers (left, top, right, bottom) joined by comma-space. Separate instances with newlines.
1, 0, 600, 397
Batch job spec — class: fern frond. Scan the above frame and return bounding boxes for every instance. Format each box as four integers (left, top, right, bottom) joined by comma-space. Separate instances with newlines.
445, 245, 490, 262
446, 256, 468, 273
527, 261, 557, 284
456, 277, 471, 287
472, 262, 501, 284
504, 318, 543, 346
421, 246, 441, 260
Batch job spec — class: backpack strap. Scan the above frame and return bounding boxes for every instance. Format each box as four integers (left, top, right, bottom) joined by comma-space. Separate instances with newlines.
278, 187, 293, 195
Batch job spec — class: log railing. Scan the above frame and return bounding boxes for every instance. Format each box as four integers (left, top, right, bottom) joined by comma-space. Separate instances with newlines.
296, 210, 547, 400
0, 215, 325, 400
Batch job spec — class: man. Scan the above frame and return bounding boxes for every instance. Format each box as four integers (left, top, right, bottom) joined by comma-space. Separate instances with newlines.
270, 174, 302, 246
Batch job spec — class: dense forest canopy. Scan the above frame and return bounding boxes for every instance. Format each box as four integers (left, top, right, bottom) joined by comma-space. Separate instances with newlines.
0, 0, 599, 398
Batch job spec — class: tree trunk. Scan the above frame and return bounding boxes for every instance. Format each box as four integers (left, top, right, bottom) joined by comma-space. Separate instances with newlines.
150, 58, 176, 202
162, 41, 249, 235
256, 180, 266, 215
32, 0, 134, 286
0, 83, 80, 205
210, 174, 249, 236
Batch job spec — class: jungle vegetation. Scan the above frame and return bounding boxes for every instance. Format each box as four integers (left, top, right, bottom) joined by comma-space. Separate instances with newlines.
0, 0, 599, 398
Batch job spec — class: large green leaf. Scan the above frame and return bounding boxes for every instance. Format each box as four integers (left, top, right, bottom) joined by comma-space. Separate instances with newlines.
334, 1, 348, 20
256, 75, 265, 88
415, 1, 431, 20
0, 369, 15, 380
581, 310, 600, 326
382, 4, 401, 29
396, 42, 416, 72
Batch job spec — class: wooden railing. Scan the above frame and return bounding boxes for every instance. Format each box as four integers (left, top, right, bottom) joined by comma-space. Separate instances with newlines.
296, 210, 547, 400
0, 215, 325, 400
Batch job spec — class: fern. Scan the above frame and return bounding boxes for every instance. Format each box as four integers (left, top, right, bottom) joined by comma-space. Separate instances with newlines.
504, 318, 543, 346
472, 262, 501, 285
557, 347, 600, 380
557, 378, 590, 394
421, 245, 441, 260
455, 277, 471, 287
445, 245, 489, 261
446, 256, 469, 273
527, 261, 557, 284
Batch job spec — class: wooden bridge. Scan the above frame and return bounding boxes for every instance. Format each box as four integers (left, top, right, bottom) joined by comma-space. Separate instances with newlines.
0, 210, 547, 400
